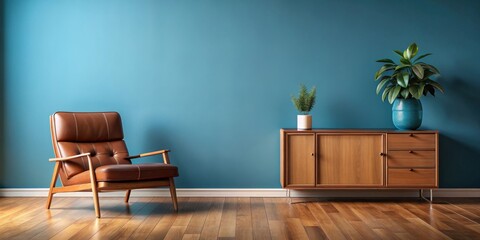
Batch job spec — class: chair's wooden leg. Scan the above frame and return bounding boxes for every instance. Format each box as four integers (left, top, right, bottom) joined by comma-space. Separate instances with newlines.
169, 178, 178, 212
125, 190, 131, 203
90, 181, 101, 218
46, 162, 61, 209
87, 156, 101, 218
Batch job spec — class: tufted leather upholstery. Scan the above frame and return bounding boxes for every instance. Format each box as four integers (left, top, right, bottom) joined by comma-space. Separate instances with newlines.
50, 112, 178, 186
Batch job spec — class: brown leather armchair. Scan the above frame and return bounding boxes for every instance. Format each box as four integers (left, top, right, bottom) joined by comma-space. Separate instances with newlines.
46, 112, 179, 218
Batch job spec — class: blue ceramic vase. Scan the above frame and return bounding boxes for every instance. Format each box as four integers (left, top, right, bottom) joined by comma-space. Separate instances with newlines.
392, 98, 423, 130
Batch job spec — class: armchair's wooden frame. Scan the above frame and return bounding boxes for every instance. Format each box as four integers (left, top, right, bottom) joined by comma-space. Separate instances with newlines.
46, 150, 178, 218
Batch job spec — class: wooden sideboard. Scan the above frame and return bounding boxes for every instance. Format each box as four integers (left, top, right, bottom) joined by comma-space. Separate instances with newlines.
280, 129, 438, 190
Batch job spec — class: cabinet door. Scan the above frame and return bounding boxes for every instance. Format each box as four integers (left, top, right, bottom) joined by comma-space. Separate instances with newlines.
317, 134, 384, 187
285, 133, 315, 187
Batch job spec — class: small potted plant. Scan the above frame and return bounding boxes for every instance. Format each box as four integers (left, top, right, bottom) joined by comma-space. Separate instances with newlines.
374, 43, 444, 130
291, 84, 316, 130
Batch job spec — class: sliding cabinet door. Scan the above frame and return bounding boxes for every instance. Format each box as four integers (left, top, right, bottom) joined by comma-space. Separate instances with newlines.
317, 134, 384, 187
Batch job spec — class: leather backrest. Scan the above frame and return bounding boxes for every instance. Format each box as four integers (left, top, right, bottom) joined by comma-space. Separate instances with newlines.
50, 112, 131, 185
53, 112, 124, 142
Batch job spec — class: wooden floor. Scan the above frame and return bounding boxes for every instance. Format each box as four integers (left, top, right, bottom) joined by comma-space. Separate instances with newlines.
1, 197, 480, 239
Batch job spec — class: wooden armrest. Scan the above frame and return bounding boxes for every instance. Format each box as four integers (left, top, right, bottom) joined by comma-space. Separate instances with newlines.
126, 150, 170, 160
49, 153, 91, 162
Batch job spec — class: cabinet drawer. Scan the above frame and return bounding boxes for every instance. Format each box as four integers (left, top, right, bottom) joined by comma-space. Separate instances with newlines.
388, 150, 436, 168
388, 133, 436, 150
387, 168, 436, 187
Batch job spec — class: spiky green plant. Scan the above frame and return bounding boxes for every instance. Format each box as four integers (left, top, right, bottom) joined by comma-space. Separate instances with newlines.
374, 43, 444, 104
291, 84, 316, 115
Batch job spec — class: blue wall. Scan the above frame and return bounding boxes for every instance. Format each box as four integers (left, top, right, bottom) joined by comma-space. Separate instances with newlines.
2, 0, 480, 188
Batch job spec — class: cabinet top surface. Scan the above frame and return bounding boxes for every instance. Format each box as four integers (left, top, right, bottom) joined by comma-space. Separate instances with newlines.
280, 128, 438, 133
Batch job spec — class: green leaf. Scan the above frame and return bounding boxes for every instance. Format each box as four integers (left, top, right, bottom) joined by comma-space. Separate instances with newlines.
412, 64, 424, 79
307, 86, 317, 112
414, 53, 432, 63
402, 72, 409, 87
387, 88, 394, 102
401, 89, 410, 98
409, 85, 419, 98
423, 70, 436, 79
374, 67, 384, 80
382, 86, 392, 102
376, 77, 391, 94
376, 59, 395, 64
375, 66, 394, 80
416, 84, 425, 99
428, 81, 445, 93
396, 72, 409, 87
395, 65, 410, 71
400, 58, 411, 65
427, 64, 441, 75
396, 73, 407, 88
403, 49, 410, 60
420, 63, 440, 75
393, 50, 404, 58
407, 43, 418, 59
389, 86, 401, 104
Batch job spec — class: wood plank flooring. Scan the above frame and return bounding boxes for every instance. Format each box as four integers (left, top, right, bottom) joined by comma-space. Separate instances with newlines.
1, 197, 480, 239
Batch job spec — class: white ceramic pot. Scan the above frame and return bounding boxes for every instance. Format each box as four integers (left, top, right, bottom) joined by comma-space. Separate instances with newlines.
297, 115, 312, 130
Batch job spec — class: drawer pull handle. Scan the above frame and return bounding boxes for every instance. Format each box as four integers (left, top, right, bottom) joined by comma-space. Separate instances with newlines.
409, 168, 414, 172
409, 150, 414, 153
311, 153, 314, 156
380, 153, 386, 156
409, 133, 414, 137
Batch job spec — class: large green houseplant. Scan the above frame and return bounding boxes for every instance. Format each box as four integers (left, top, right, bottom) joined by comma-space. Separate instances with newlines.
375, 43, 444, 103
374, 43, 444, 130
291, 84, 316, 130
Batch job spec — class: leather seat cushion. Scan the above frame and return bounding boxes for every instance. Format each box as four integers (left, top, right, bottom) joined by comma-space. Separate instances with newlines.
96, 163, 179, 182
66, 163, 179, 185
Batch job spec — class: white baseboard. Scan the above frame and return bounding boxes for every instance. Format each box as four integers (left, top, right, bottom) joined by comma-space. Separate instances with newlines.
0, 188, 286, 198
1, 188, 480, 198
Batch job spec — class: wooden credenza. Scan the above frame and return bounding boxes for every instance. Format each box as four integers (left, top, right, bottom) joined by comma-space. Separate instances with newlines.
280, 129, 438, 190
